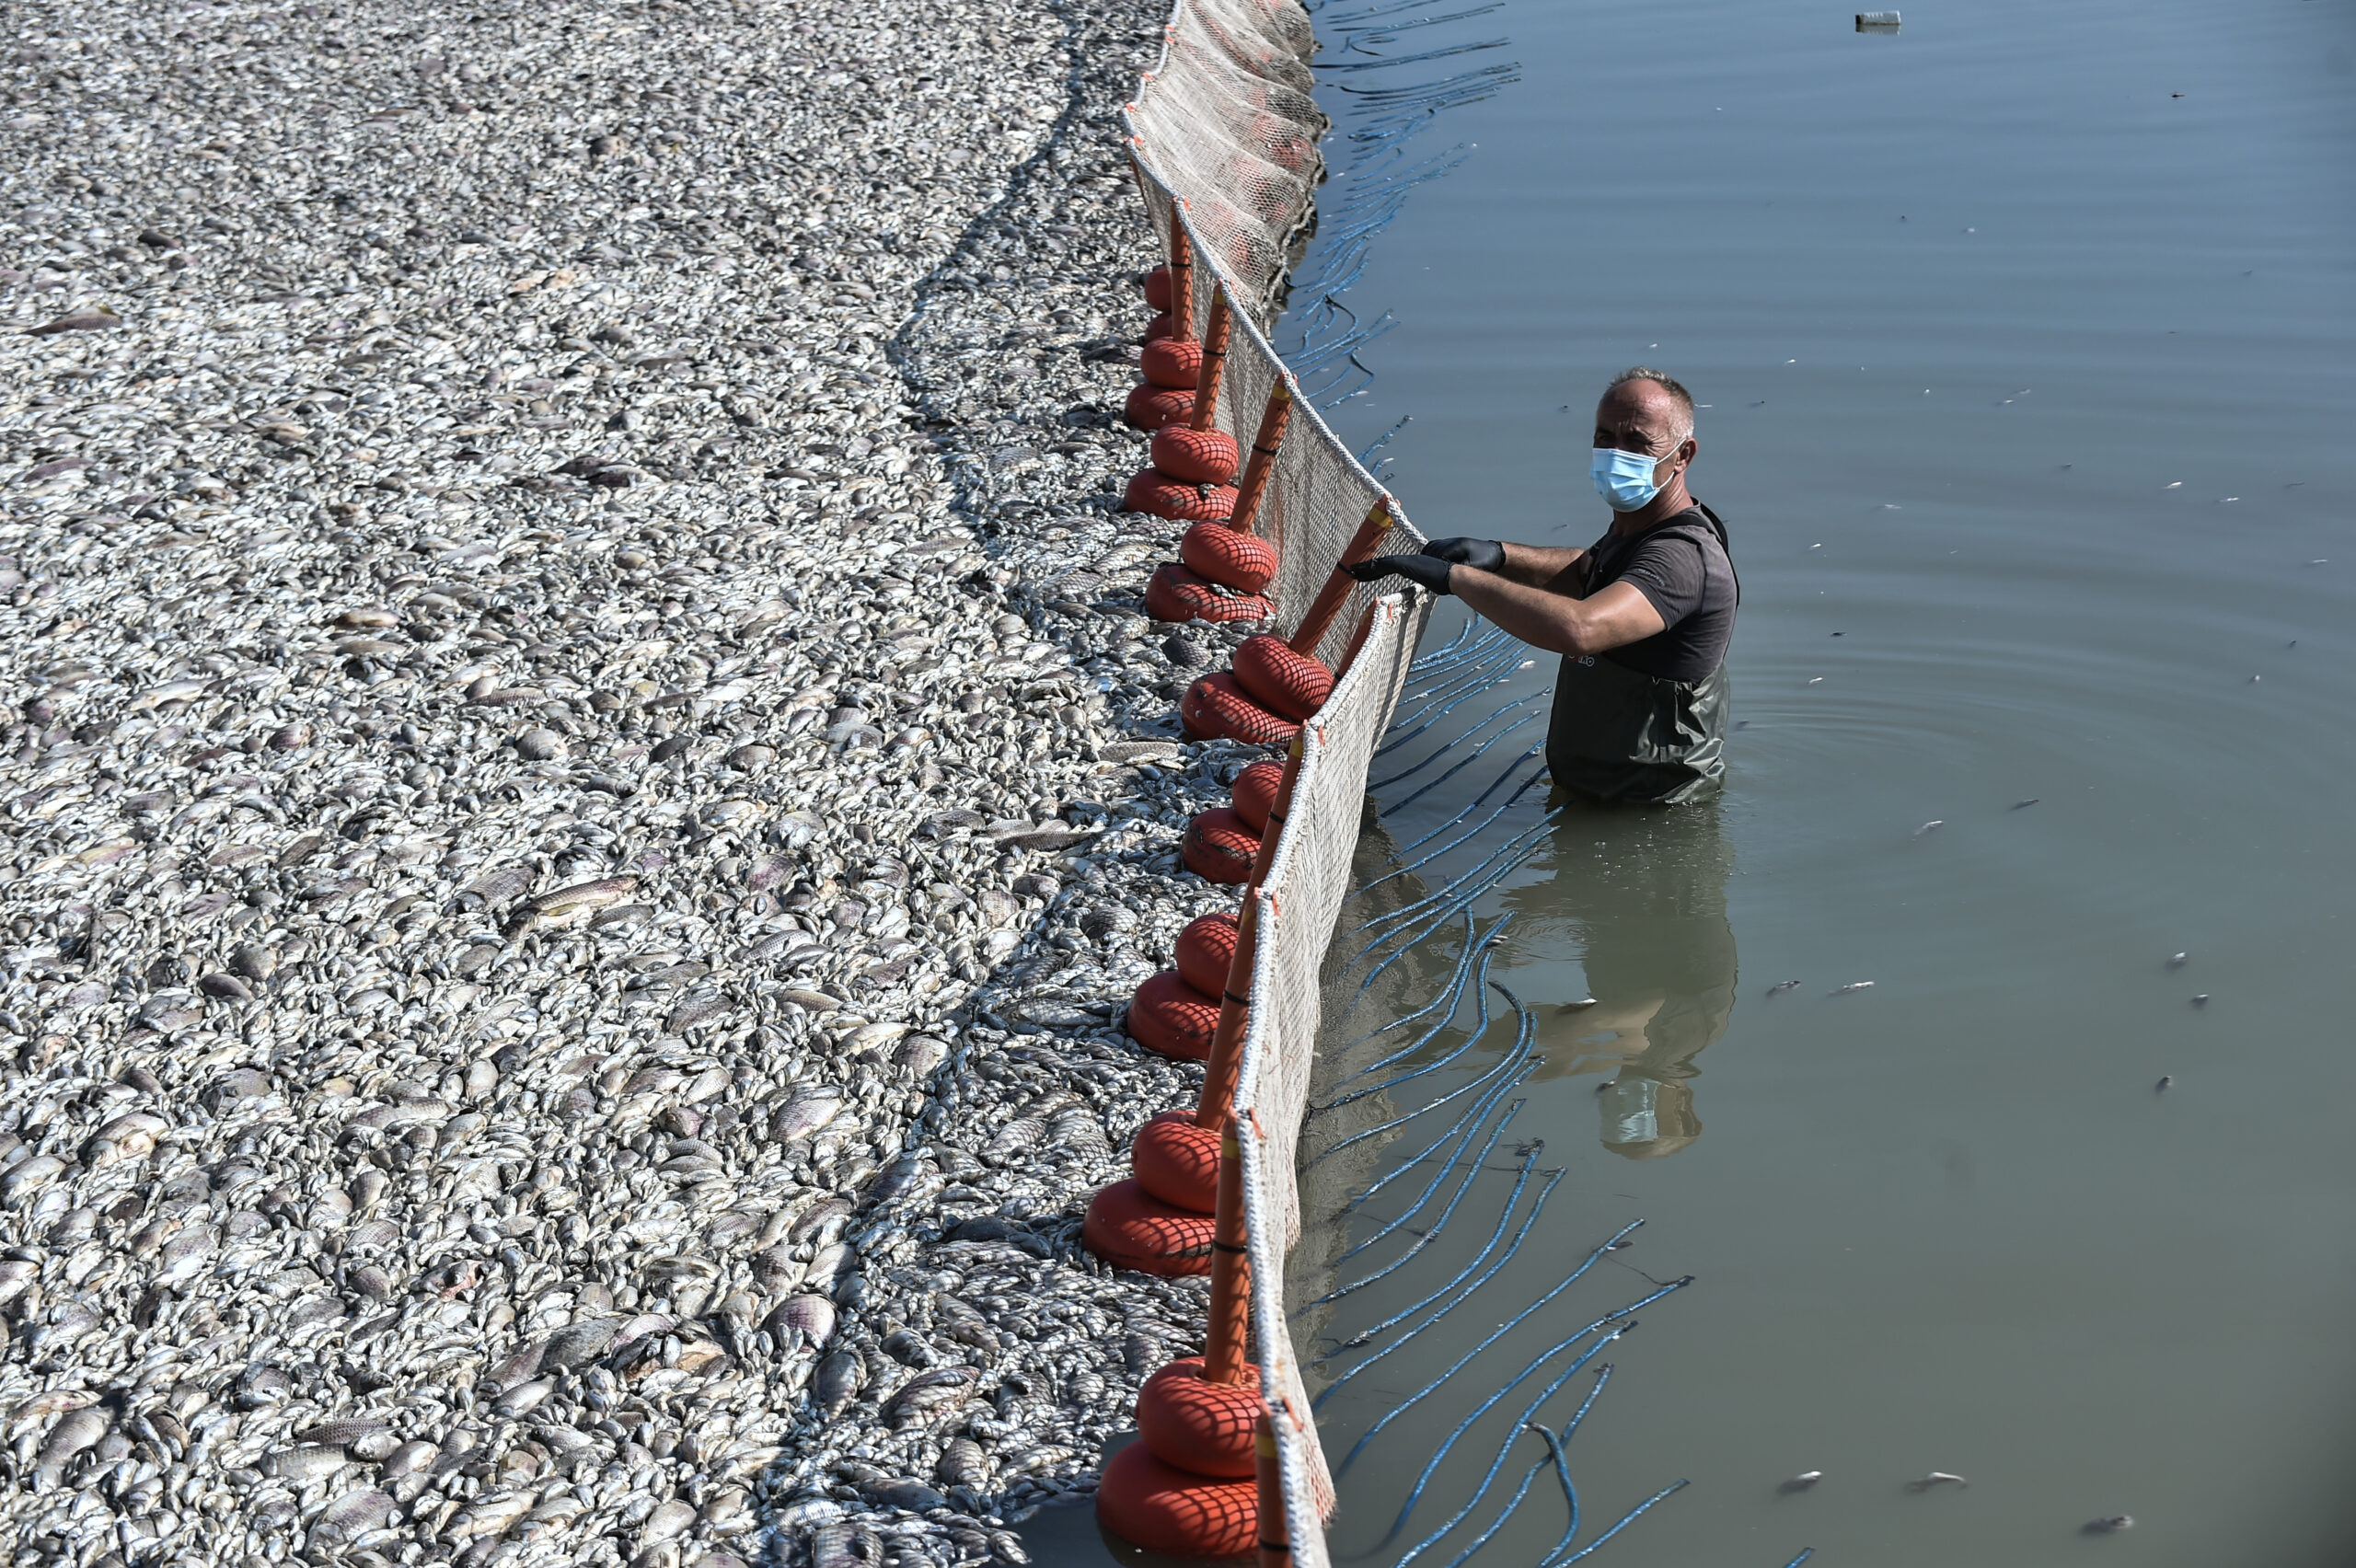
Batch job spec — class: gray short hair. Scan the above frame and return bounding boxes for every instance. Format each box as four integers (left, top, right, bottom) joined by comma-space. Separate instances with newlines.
1608, 366, 1695, 444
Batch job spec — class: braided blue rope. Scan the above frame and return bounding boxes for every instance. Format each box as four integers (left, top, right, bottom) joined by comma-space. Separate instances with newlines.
1392, 1335, 1621, 1562
1542, 1479, 1690, 1566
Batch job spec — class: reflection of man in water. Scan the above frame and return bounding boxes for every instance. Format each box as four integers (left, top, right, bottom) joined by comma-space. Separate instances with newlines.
1500, 803, 1738, 1159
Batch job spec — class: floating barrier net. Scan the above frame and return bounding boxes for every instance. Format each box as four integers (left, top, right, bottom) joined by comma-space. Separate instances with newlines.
1122, 3, 1432, 1563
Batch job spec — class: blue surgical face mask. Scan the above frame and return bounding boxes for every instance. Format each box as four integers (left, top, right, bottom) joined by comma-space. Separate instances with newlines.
1591, 444, 1678, 513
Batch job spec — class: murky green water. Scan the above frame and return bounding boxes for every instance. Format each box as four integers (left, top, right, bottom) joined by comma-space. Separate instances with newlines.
1288, 0, 2356, 1564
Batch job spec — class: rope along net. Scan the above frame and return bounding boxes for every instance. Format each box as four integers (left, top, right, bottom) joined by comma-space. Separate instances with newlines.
1124, 4, 1432, 1563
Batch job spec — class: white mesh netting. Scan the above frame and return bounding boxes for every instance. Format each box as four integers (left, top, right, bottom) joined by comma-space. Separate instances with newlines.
1122, 4, 1435, 1562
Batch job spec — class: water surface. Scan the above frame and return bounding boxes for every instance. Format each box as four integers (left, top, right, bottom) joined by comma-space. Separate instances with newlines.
1292, 0, 2356, 1563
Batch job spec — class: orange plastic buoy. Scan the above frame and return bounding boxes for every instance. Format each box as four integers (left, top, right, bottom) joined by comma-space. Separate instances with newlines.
1152, 425, 1241, 486
1175, 911, 1242, 994
1146, 562, 1272, 626
1128, 970, 1221, 1060
1183, 806, 1263, 884
1131, 1110, 1220, 1212
1098, 1440, 1259, 1557
1125, 384, 1194, 432
1141, 338, 1205, 390
1231, 634, 1334, 723
1181, 674, 1301, 747
1125, 467, 1239, 524
1229, 760, 1285, 833
1083, 1180, 1217, 1276
1145, 265, 1174, 312
1138, 1357, 1265, 1479
1143, 312, 1176, 346
1177, 520, 1278, 594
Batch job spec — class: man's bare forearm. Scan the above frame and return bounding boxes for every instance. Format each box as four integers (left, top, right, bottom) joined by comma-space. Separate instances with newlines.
1496, 541, 1584, 589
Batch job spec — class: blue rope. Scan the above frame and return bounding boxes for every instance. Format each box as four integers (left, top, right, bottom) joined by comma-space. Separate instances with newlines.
1335, 1093, 1524, 1259
1385, 1332, 1624, 1542
1312, 1162, 1553, 1361
1347, 987, 1532, 1199
1369, 697, 1539, 790
1378, 710, 1542, 817
1541, 1480, 1690, 1566
1392, 1336, 1620, 1562
1335, 1257, 1677, 1460
1320, 961, 1504, 1111
1312, 1103, 1533, 1307
1334, 911, 1488, 1060
1372, 771, 1547, 877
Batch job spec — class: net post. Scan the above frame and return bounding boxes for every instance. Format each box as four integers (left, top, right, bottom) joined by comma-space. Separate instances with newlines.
1202, 1120, 1252, 1386
1288, 499, 1396, 656
1170, 218, 1196, 344
1189, 286, 1233, 432
1255, 1416, 1291, 1568
1228, 376, 1295, 538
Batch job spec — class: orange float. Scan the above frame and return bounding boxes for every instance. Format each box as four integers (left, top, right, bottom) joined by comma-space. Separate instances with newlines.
1140, 338, 1204, 389
1183, 804, 1265, 883
1125, 384, 1194, 432
1131, 1110, 1221, 1212
1128, 970, 1221, 1060
1181, 673, 1301, 748
1144, 562, 1270, 625
1178, 520, 1277, 594
1143, 312, 1176, 345
1138, 1357, 1265, 1479
1082, 1180, 1216, 1276
1153, 425, 1241, 486
1096, 1440, 1258, 1557
1175, 910, 1242, 994
1145, 264, 1174, 312
1229, 761, 1284, 833
1231, 635, 1334, 722
1125, 468, 1239, 524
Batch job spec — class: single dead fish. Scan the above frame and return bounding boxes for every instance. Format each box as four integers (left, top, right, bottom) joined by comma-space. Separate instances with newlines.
1765, 980, 1801, 997
1832, 981, 1876, 995
1779, 1470, 1824, 1493
1913, 820, 1944, 836
514, 876, 638, 931
1906, 1471, 1969, 1491
814, 1350, 863, 1415
2082, 1516, 2133, 1533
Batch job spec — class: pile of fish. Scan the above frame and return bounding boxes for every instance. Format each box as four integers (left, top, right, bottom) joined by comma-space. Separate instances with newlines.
0, 0, 1291, 1562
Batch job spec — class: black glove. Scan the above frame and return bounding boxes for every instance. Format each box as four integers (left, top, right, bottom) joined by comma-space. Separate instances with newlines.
1420, 536, 1505, 572
1345, 553, 1454, 595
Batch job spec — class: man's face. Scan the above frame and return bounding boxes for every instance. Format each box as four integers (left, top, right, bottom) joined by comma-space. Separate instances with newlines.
1593, 381, 1694, 488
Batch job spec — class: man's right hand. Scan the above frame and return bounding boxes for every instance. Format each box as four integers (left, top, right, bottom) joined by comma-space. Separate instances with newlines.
1420, 537, 1506, 573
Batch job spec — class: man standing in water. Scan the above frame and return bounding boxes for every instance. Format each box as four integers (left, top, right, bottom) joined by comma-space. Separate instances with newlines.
1347, 367, 1737, 803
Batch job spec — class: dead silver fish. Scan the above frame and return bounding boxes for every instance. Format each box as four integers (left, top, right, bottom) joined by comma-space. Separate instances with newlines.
522, 875, 638, 929
2082, 1516, 2133, 1533
1906, 1471, 1969, 1491
814, 1350, 863, 1415
788, 1198, 853, 1246
1779, 1470, 1823, 1493
1765, 980, 1801, 997
1832, 981, 1876, 995
884, 1366, 978, 1426
771, 1089, 845, 1141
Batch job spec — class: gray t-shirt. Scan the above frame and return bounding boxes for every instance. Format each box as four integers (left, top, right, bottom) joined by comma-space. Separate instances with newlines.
1579, 504, 1738, 683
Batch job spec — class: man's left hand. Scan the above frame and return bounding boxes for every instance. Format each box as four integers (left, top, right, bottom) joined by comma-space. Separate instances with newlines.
1345, 554, 1454, 595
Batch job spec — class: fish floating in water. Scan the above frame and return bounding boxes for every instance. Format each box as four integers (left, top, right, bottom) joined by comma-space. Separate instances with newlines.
1906, 1471, 1969, 1492
2083, 1516, 2133, 1533
1780, 1470, 1824, 1494
1832, 981, 1875, 995
1765, 980, 1801, 997
2165, 951, 2188, 970
1912, 820, 1943, 836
